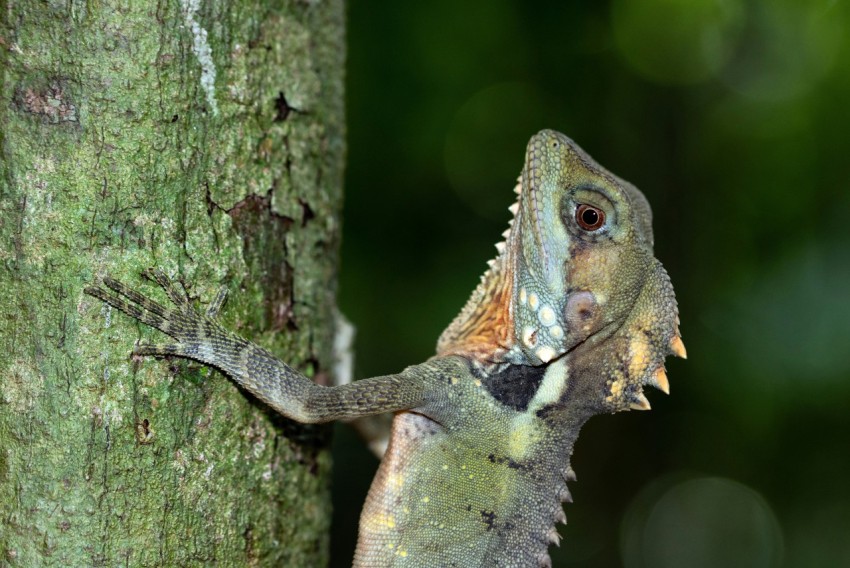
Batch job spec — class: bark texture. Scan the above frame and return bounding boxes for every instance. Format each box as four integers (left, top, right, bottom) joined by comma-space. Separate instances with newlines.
0, 1, 345, 565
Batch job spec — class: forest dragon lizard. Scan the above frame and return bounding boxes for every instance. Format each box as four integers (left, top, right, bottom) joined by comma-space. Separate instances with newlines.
86, 129, 684, 567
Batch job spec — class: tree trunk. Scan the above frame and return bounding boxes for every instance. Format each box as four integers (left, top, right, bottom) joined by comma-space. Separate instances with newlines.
0, 1, 345, 565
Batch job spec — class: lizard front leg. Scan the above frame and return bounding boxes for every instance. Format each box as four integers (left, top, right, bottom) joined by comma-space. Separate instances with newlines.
85, 269, 427, 424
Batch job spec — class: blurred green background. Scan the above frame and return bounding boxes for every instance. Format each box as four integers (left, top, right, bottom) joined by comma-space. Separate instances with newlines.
331, 1, 850, 566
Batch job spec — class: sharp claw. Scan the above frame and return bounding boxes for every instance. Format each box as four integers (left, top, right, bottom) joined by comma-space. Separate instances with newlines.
143, 268, 171, 289
670, 335, 687, 359
103, 277, 121, 291
206, 286, 229, 318
629, 392, 651, 411
649, 367, 670, 395
84, 285, 107, 300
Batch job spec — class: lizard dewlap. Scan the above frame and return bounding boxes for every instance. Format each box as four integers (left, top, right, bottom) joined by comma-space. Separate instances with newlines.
86, 129, 683, 568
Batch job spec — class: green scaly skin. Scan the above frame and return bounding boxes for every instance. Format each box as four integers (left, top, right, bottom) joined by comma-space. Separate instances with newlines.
86, 130, 683, 567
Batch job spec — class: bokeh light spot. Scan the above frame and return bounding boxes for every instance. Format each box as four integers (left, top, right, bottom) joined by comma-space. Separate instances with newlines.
721, 0, 844, 101
621, 476, 784, 568
612, 0, 744, 84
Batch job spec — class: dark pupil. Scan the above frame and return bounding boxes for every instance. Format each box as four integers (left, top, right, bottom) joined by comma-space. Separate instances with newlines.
582, 208, 599, 226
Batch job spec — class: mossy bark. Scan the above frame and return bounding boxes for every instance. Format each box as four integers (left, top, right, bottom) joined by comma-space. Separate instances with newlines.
0, 1, 344, 565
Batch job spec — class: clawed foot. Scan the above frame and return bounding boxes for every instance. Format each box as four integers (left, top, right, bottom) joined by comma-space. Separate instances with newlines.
85, 269, 229, 359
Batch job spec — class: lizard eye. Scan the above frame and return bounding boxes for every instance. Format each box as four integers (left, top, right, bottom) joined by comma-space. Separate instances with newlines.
575, 204, 606, 231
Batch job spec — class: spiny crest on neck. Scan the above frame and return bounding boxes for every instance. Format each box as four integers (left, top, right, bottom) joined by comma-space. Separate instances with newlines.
435, 180, 522, 365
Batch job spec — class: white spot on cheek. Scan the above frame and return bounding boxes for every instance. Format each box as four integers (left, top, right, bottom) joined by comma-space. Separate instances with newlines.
522, 326, 537, 347
536, 346, 556, 363
519, 288, 527, 305
529, 292, 539, 310
181, 0, 219, 116
550, 325, 564, 339
539, 306, 556, 326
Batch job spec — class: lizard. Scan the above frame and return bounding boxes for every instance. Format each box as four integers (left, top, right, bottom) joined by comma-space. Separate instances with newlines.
85, 129, 684, 567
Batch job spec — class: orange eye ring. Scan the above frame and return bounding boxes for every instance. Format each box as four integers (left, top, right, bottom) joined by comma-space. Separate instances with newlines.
575, 204, 605, 231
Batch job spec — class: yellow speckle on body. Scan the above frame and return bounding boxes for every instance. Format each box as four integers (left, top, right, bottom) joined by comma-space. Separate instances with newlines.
398, 550, 408, 557
361, 511, 398, 532
507, 414, 537, 458
388, 473, 405, 491
422, 496, 430, 503
442, 464, 448, 470
387, 543, 395, 549
474, 379, 481, 387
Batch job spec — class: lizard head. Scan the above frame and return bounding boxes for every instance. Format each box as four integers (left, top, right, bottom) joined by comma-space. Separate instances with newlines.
438, 129, 684, 411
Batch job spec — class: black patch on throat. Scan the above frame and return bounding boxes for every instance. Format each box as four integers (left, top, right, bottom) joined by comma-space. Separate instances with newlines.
482, 364, 547, 411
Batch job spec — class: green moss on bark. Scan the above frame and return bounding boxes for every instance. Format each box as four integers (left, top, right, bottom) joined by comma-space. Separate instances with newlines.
0, 1, 344, 565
